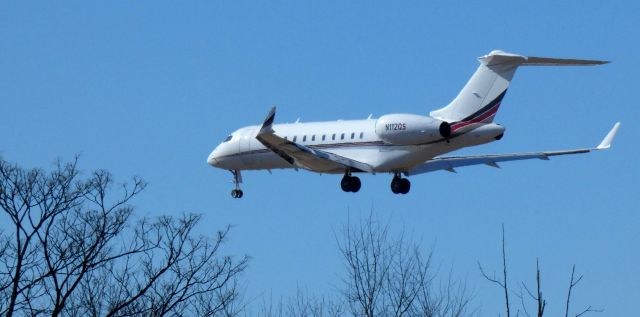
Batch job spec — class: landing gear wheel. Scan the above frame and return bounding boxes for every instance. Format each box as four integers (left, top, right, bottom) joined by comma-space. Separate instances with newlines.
390, 174, 411, 194
391, 178, 402, 194
399, 178, 410, 194
231, 189, 244, 198
341, 177, 352, 192
341, 174, 362, 193
350, 176, 361, 193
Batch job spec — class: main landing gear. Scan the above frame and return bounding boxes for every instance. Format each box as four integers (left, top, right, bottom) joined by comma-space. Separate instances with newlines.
390, 173, 410, 194
340, 171, 410, 194
230, 170, 243, 199
341, 172, 361, 193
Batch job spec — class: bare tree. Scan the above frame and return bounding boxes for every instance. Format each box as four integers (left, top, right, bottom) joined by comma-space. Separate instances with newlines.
0, 157, 248, 316
564, 265, 602, 317
338, 213, 472, 317
478, 224, 510, 317
285, 288, 343, 317
517, 258, 546, 317
258, 288, 343, 317
258, 213, 472, 317
480, 225, 601, 317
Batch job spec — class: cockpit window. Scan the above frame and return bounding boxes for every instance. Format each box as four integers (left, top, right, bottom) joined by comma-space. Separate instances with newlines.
223, 135, 233, 142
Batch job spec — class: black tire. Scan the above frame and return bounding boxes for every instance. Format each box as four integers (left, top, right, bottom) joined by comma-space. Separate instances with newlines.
390, 178, 402, 194
350, 176, 361, 193
341, 177, 352, 192
400, 178, 411, 194
231, 189, 243, 198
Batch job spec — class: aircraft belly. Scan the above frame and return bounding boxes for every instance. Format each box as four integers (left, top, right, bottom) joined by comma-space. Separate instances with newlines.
373, 136, 492, 172
238, 151, 292, 170
370, 142, 463, 172
320, 147, 379, 170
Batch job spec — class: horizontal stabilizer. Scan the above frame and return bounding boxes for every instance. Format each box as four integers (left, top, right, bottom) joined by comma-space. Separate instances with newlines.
523, 56, 609, 66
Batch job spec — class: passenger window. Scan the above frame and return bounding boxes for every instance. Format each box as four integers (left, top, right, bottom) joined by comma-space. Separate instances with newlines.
341, 133, 345, 140
312, 135, 316, 141
332, 134, 336, 141
284, 136, 288, 141
293, 136, 297, 142
322, 135, 326, 141
303, 135, 307, 142
359, 132, 364, 139
351, 132, 355, 139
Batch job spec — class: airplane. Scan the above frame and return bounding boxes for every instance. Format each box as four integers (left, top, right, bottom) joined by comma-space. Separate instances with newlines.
207, 50, 620, 198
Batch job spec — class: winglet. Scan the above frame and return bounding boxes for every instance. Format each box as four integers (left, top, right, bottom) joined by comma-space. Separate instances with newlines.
259, 106, 277, 135
596, 122, 621, 150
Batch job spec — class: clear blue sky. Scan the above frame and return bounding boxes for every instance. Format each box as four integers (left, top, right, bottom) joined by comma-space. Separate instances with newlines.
1, 1, 638, 315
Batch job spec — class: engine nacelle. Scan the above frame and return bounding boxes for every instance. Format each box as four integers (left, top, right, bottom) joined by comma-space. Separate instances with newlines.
375, 114, 451, 145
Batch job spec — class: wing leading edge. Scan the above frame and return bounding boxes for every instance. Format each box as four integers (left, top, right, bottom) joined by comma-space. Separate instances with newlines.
408, 122, 621, 175
255, 107, 374, 173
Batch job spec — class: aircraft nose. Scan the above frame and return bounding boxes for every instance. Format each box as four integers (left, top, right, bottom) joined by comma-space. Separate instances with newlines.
207, 149, 220, 166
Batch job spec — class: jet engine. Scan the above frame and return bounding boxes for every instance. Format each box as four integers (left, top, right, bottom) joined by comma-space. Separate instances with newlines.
375, 114, 451, 145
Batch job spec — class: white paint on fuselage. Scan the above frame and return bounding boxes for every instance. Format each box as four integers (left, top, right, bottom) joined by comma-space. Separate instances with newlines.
208, 117, 505, 174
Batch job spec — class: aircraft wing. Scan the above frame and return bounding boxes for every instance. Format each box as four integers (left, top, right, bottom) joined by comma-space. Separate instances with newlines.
255, 107, 374, 173
408, 122, 620, 175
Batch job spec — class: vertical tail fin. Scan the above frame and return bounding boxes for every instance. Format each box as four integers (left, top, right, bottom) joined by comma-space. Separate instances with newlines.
430, 50, 608, 132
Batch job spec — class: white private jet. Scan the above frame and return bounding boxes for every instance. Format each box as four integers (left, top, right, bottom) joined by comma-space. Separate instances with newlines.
208, 50, 620, 198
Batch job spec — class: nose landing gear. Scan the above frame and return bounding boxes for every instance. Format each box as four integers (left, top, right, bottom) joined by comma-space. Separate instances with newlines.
230, 170, 244, 199
341, 172, 361, 193
390, 173, 410, 194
